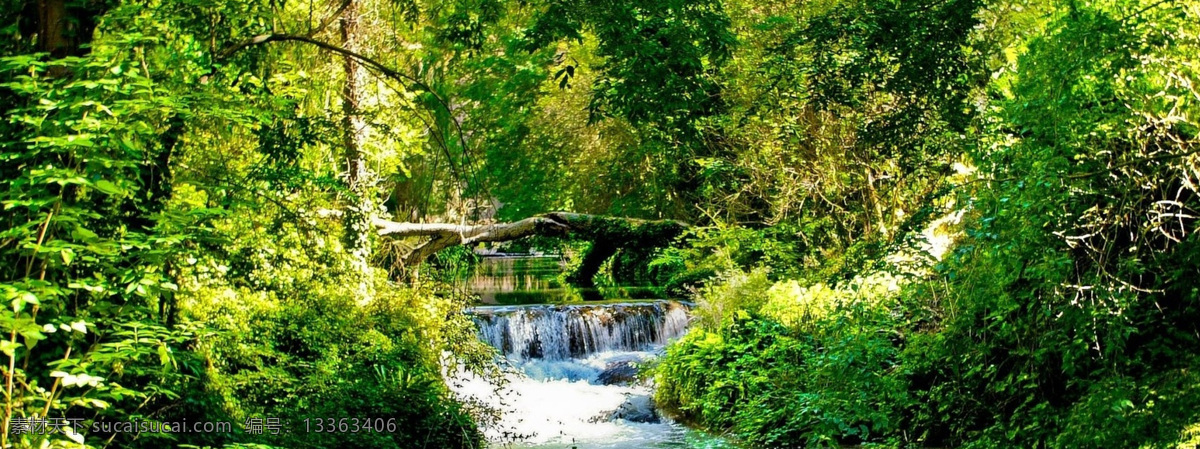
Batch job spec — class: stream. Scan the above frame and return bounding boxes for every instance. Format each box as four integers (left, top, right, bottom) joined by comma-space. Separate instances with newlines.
451, 255, 737, 449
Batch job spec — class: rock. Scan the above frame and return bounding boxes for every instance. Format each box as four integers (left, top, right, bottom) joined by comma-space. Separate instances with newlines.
596, 360, 639, 385
590, 394, 660, 424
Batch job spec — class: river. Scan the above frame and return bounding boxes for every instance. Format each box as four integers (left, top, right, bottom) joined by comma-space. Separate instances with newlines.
450, 255, 737, 449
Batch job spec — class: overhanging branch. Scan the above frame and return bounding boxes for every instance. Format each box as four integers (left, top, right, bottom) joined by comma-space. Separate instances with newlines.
372, 212, 689, 269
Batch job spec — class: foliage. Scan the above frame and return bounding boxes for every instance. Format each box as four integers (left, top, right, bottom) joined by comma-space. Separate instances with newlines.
1, 0, 497, 446
655, 307, 909, 448
688, 268, 774, 331
651, 225, 808, 297
4, 0, 1200, 446
179, 197, 490, 448
760, 272, 902, 331
0, 36, 211, 448
894, 0, 1200, 446
655, 0, 1200, 448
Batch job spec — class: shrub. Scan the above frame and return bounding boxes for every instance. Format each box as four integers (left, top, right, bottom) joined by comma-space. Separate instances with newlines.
760, 272, 902, 331
691, 268, 774, 331
654, 261, 914, 448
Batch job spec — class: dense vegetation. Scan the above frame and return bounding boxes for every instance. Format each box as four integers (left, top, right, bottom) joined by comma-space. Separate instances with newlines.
651, 0, 1200, 447
2, 0, 1198, 448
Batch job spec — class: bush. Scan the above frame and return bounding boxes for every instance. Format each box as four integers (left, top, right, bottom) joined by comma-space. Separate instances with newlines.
655, 266, 912, 447
655, 306, 910, 448
760, 272, 902, 331
177, 204, 489, 448
187, 277, 487, 448
654, 314, 798, 430
690, 268, 774, 330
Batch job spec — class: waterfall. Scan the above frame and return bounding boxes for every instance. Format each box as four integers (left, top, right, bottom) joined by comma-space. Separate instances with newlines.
453, 299, 732, 447
469, 301, 691, 361
451, 259, 729, 447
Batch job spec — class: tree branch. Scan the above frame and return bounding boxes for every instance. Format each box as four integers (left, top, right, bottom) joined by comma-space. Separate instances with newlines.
216, 33, 484, 208
309, 0, 353, 37
370, 212, 688, 268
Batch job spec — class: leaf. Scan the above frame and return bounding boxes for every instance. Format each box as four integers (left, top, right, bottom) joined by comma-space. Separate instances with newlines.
11, 292, 37, 313
63, 426, 85, 443
60, 372, 104, 388
71, 226, 99, 241
158, 343, 171, 366
19, 323, 45, 346
0, 340, 22, 357
92, 180, 123, 196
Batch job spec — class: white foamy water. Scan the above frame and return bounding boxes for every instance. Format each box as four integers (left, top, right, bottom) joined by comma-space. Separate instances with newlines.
452, 351, 732, 449
451, 301, 735, 449
469, 301, 691, 361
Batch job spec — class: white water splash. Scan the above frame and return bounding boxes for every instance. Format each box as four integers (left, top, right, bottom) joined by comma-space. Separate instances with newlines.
451, 301, 734, 448
469, 302, 691, 361
452, 351, 727, 449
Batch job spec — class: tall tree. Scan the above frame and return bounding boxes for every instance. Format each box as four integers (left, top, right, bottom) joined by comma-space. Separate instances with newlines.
340, 0, 376, 303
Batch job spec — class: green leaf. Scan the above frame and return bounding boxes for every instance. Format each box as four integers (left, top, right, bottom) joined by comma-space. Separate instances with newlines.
0, 340, 22, 357
158, 343, 171, 366
11, 292, 37, 313
92, 180, 123, 196
71, 226, 99, 241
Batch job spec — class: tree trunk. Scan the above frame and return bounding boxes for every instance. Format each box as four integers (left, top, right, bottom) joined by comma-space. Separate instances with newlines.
340, 0, 375, 304
37, 0, 69, 56
372, 212, 688, 286
565, 240, 618, 288
27, 0, 103, 75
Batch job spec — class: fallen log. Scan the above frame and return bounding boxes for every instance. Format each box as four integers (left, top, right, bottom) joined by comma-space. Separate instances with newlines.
373, 212, 688, 284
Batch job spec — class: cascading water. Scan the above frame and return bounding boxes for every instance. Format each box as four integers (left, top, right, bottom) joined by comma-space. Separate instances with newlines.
449, 255, 734, 448
470, 302, 691, 361
452, 303, 734, 447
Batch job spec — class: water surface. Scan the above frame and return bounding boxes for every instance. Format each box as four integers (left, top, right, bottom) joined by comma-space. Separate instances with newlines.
460, 255, 665, 305
452, 256, 737, 449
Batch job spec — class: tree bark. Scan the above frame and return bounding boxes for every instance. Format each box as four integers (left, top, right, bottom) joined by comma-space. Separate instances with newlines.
37, 0, 69, 56
373, 212, 689, 278
25, 0, 104, 76
565, 240, 618, 288
340, 0, 375, 304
